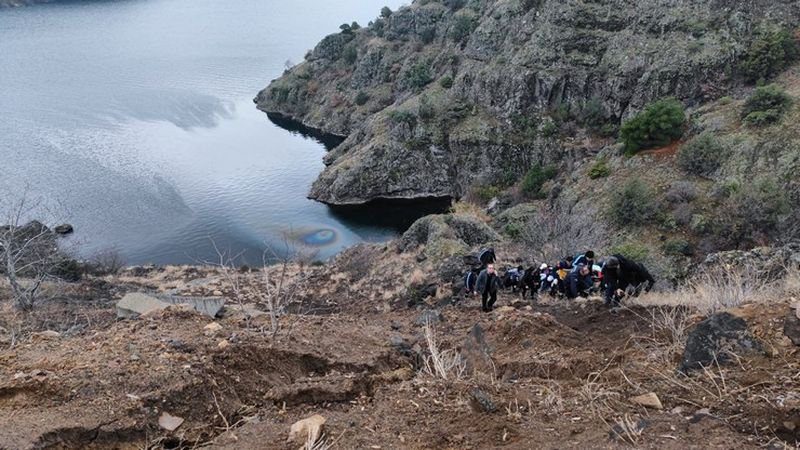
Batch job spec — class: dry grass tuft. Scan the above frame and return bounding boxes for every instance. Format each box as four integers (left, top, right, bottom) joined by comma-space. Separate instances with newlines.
421, 322, 466, 381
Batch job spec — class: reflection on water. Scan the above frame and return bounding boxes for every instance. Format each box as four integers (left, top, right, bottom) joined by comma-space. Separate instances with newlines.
0, 0, 445, 265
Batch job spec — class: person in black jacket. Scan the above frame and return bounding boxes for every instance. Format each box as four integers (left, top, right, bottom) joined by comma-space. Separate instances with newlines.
478, 248, 497, 267
602, 255, 655, 306
566, 264, 593, 299
476, 263, 502, 312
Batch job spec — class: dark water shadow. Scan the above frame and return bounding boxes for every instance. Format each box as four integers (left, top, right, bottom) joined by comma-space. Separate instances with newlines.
266, 112, 345, 151
329, 197, 452, 233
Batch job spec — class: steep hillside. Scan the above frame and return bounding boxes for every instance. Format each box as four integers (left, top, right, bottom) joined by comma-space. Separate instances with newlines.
256, 0, 799, 207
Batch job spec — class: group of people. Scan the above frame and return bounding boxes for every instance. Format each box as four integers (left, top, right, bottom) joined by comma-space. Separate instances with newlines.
462, 248, 656, 313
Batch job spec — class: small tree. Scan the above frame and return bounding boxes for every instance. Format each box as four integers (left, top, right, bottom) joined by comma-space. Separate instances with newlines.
380, 6, 392, 18
741, 28, 799, 83
619, 98, 685, 154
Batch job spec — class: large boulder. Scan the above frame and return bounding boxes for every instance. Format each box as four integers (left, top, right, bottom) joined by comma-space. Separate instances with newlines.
679, 312, 764, 373
116, 293, 225, 319
398, 213, 500, 262
116, 293, 171, 319
702, 243, 800, 281
257, 0, 800, 206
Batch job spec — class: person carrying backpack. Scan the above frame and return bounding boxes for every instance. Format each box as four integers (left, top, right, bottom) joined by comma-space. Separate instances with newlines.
602, 255, 655, 307
565, 263, 593, 299
478, 247, 497, 267
476, 263, 502, 312
571, 251, 595, 273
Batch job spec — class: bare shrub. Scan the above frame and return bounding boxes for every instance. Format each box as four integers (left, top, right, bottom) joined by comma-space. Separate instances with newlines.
519, 202, 608, 262
0, 192, 66, 310
87, 247, 125, 275
421, 321, 466, 381
649, 306, 692, 355
208, 237, 310, 334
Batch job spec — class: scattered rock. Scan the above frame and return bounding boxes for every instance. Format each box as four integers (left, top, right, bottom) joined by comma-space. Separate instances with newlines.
784, 307, 800, 346
158, 412, 184, 431
609, 417, 647, 442
461, 324, 493, 375
415, 309, 444, 326
53, 224, 74, 235
217, 339, 230, 349
204, 322, 223, 335
212, 290, 223, 296
630, 392, 663, 410
32, 330, 61, 340
288, 414, 326, 446
116, 293, 171, 319
679, 312, 763, 372
468, 387, 497, 413
165, 296, 225, 318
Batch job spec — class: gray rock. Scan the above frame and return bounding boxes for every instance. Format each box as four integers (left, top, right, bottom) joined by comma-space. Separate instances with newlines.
415, 309, 444, 326
162, 296, 226, 318
116, 293, 225, 319
679, 312, 763, 373
461, 323, 493, 375
116, 293, 170, 319
53, 224, 73, 235
784, 308, 800, 346
468, 387, 497, 413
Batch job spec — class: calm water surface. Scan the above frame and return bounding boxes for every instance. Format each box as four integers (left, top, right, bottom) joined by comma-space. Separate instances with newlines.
0, 0, 439, 265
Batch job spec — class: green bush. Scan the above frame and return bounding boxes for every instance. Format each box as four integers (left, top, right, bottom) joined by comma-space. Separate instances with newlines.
343, 45, 358, 64
380, 6, 392, 18
339, 23, 353, 34
473, 185, 502, 201
403, 62, 433, 90
610, 178, 658, 226
350, 22, 361, 31
663, 238, 693, 256
450, 12, 477, 43
521, 164, 557, 199
388, 110, 417, 128
619, 98, 686, 154
677, 133, 726, 176
580, 97, 607, 129
420, 27, 436, 44
741, 28, 799, 83
354, 91, 370, 106
722, 176, 790, 243
439, 76, 454, 89
609, 241, 650, 262
504, 222, 522, 239
418, 95, 435, 121
588, 158, 610, 179
741, 84, 793, 127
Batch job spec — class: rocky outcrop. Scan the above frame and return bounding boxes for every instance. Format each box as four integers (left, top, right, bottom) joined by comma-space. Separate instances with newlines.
256, 0, 800, 205
702, 243, 800, 280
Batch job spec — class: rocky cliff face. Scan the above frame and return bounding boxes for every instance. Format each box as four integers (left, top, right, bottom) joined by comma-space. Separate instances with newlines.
256, 0, 800, 205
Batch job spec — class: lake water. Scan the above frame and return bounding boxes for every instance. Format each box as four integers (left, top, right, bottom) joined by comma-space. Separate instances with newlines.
0, 0, 443, 265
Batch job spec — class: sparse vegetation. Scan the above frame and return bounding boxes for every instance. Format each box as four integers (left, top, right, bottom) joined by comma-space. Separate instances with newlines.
380, 6, 392, 18
387, 109, 417, 128
678, 133, 726, 177
609, 178, 658, 226
619, 98, 686, 155
741, 84, 793, 127
439, 76, 454, 89
450, 11, 477, 43
521, 164, 557, 199
342, 45, 358, 65
354, 91, 369, 106
588, 158, 610, 179
403, 61, 433, 90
